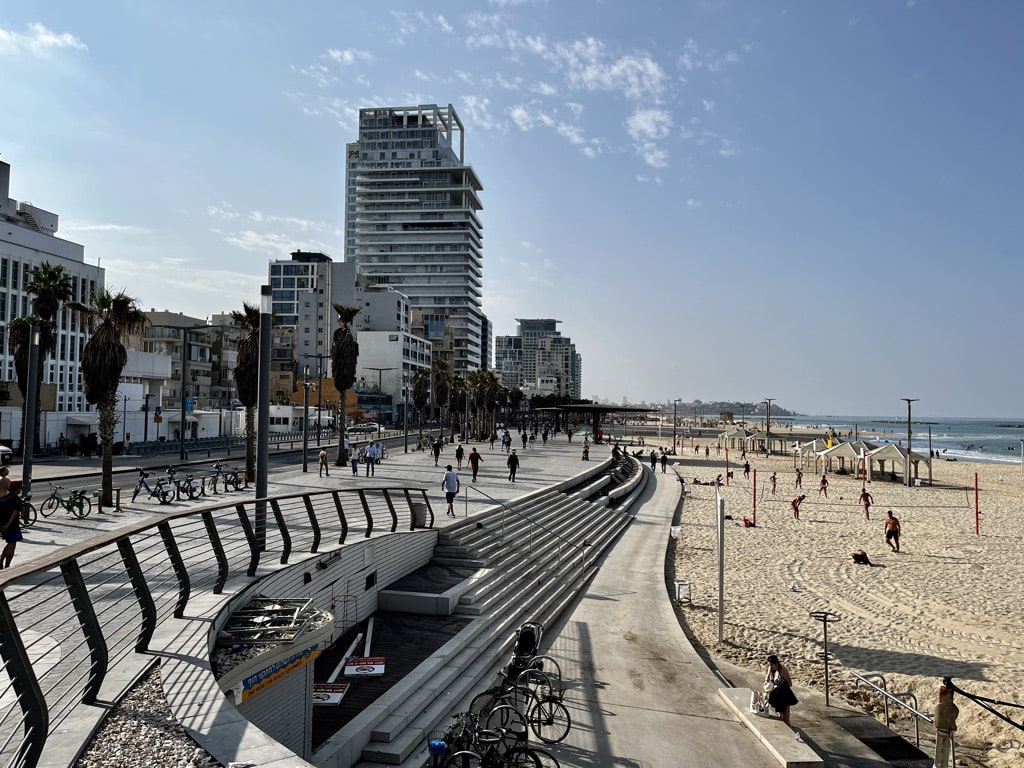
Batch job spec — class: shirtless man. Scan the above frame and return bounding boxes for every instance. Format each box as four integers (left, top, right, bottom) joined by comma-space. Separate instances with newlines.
770, 472, 777, 495
859, 488, 874, 520
791, 495, 806, 520
818, 474, 829, 498
794, 468, 803, 489
884, 510, 901, 552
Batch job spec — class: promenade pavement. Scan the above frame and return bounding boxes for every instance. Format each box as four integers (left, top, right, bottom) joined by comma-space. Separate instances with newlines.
8, 432, 890, 768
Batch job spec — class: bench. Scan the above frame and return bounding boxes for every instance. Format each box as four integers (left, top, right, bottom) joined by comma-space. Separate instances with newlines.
718, 688, 823, 768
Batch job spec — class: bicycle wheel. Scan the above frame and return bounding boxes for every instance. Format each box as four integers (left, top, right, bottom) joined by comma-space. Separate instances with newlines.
80, 495, 93, 517
131, 485, 141, 502
69, 495, 91, 518
527, 698, 571, 744
500, 747, 543, 767
182, 481, 199, 500
381, 448, 389, 460
39, 497, 61, 517
468, 689, 503, 720
158, 488, 174, 505
20, 501, 37, 528
444, 751, 482, 768
482, 705, 528, 751
527, 747, 561, 768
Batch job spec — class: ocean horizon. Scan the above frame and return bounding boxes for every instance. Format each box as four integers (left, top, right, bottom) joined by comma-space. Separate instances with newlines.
789, 415, 1024, 466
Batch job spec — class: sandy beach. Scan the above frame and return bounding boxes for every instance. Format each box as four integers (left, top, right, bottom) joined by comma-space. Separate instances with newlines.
671, 436, 1024, 768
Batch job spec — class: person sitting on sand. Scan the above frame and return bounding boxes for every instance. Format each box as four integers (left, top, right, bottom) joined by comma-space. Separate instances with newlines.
851, 549, 872, 565
791, 495, 806, 520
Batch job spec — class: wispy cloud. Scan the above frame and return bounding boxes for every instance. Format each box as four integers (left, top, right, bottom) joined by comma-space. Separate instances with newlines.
552, 37, 666, 100
222, 230, 303, 254
0, 22, 87, 57
461, 95, 504, 131
62, 221, 149, 234
626, 109, 672, 141
325, 48, 372, 65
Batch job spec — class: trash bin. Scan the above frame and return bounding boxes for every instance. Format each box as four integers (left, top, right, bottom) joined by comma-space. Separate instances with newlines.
411, 502, 428, 528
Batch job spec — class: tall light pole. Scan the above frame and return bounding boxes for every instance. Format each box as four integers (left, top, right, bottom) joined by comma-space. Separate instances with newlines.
255, 286, 272, 549
902, 398, 918, 487
302, 353, 329, 446
301, 365, 313, 472
763, 398, 775, 456
365, 366, 396, 444
672, 398, 681, 454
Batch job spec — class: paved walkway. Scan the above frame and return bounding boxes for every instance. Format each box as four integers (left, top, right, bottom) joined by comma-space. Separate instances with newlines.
9, 434, 892, 767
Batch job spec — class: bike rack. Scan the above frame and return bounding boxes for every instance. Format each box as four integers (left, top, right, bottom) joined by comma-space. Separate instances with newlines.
94, 488, 123, 514
809, 609, 841, 706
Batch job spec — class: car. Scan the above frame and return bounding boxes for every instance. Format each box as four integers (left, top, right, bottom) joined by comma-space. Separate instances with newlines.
0, 445, 11, 464
349, 422, 379, 434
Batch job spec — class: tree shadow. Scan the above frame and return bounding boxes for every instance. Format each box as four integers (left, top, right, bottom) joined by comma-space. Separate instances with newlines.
828, 642, 992, 682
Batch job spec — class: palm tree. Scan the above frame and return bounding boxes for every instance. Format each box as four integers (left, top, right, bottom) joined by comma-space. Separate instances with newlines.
412, 367, 430, 442
330, 304, 360, 465
432, 359, 450, 441
508, 388, 525, 427
230, 303, 261, 480
70, 290, 147, 505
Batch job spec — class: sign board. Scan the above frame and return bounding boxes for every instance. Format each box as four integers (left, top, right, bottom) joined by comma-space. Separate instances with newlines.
153, 416, 163, 424
154, 406, 162, 417
185, 396, 195, 413
312, 682, 350, 706
343, 656, 386, 677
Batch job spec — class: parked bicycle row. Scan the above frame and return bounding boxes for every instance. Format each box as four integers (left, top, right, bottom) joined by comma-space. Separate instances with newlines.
427, 621, 570, 767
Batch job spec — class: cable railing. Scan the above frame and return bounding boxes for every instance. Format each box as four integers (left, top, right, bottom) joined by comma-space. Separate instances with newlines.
0, 484, 433, 768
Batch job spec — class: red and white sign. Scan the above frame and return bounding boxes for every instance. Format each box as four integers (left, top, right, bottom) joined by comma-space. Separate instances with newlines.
313, 682, 350, 705
343, 656, 386, 676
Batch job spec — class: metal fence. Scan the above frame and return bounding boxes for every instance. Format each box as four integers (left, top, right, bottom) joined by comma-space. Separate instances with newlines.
0, 484, 434, 768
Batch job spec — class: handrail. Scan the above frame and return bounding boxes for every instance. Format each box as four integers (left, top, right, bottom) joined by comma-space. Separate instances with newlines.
850, 670, 948, 753
463, 485, 590, 582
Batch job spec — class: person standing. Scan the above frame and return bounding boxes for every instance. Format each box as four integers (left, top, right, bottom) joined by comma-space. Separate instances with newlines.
770, 472, 777, 495
764, 654, 798, 726
818, 474, 829, 497
650, 450, 657, 472
795, 468, 803, 489
365, 442, 376, 476
660, 453, 668, 474
0, 467, 11, 497
441, 464, 459, 517
350, 445, 360, 475
318, 448, 329, 477
743, 460, 750, 479
522, 432, 528, 449
468, 447, 482, 482
0, 494, 24, 569
859, 488, 874, 520
455, 444, 465, 470
791, 495, 806, 520
884, 510, 901, 552
507, 449, 520, 482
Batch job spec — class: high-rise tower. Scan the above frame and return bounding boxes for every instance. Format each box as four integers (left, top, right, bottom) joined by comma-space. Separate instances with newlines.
344, 104, 484, 374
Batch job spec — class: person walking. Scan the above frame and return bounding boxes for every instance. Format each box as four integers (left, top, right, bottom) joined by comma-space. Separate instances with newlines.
884, 510, 901, 552
441, 464, 460, 517
0, 494, 24, 569
365, 442, 376, 476
350, 445, 360, 475
432, 437, 443, 467
795, 468, 803, 489
318, 448, 329, 477
522, 432, 528, 449
859, 488, 874, 520
650, 450, 657, 472
743, 460, 751, 479
660, 453, 668, 474
455, 444, 465, 470
507, 449, 520, 482
468, 447, 482, 482
818, 474, 828, 498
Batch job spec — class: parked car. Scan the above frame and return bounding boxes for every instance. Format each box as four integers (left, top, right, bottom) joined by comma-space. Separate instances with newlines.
0, 445, 11, 464
349, 422, 379, 434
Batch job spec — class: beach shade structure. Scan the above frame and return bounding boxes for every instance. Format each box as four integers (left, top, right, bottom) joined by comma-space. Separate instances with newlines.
718, 426, 754, 450
746, 430, 790, 456
818, 438, 879, 475
796, 438, 831, 468
866, 443, 932, 485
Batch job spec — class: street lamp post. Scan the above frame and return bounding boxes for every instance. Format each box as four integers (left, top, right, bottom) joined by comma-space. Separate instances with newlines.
365, 366, 396, 444
301, 365, 313, 472
763, 398, 775, 456
902, 398, 918, 487
672, 398, 681, 454
302, 353, 329, 446
255, 286, 272, 549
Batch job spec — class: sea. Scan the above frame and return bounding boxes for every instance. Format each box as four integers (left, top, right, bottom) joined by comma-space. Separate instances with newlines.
787, 416, 1024, 466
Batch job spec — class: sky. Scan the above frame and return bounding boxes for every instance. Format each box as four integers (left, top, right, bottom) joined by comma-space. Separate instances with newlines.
3, 1, 1023, 419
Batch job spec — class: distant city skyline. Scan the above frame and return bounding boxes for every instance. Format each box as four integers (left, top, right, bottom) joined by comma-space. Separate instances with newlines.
3, 2, 1023, 417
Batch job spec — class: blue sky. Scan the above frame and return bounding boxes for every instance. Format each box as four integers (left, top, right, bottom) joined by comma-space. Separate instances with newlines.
3, 1, 1023, 418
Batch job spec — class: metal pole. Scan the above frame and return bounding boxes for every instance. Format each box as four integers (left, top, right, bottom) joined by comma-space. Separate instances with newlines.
716, 481, 725, 643
143, 393, 151, 443
302, 365, 310, 472
764, 398, 774, 456
902, 398, 918, 487
316, 363, 323, 446
672, 399, 678, 453
179, 329, 188, 462
255, 285, 272, 549
403, 374, 410, 453
21, 325, 40, 498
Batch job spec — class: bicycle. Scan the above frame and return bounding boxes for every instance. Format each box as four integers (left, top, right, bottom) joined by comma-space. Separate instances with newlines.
19, 495, 38, 528
130, 469, 174, 505
166, 466, 204, 500
39, 484, 92, 518
208, 462, 246, 493
470, 668, 571, 745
